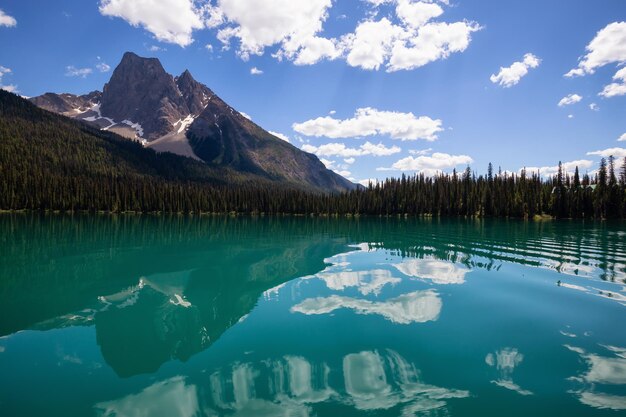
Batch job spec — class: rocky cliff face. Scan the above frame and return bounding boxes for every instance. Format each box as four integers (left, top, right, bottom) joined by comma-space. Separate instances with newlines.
100, 52, 208, 140
30, 52, 355, 192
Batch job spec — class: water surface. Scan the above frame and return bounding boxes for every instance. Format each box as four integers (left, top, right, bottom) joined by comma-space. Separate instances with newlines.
1, 215, 625, 416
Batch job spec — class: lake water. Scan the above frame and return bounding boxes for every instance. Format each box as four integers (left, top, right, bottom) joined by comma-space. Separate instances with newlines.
1, 215, 625, 417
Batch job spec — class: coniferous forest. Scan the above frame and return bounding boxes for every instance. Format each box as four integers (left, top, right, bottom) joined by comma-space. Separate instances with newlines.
1, 90, 625, 218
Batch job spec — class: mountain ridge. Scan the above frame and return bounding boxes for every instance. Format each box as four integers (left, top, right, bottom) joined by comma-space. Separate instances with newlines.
30, 52, 355, 192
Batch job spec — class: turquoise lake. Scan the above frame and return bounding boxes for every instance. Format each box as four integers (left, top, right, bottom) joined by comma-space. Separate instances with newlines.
1, 215, 625, 416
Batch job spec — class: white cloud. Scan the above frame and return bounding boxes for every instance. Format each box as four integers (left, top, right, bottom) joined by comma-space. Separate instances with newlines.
360, 141, 402, 155
148, 44, 166, 52
0, 9, 16, 27
558, 93, 583, 107
565, 22, 626, 77
216, 0, 339, 64
65, 66, 93, 78
99, 0, 204, 47
379, 151, 473, 176
599, 67, 626, 98
590, 103, 599, 111
523, 159, 594, 176
386, 21, 481, 72
490, 53, 541, 87
587, 147, 626, 158
293, 107, 443, 141
344, 1, 480, 72
302, 141, 401, 157
0, 66, 17, 92
0, 84, 17, 93
250, 66, 263, 75
97, 0, 479, 71
96, 62, 111, 72
204, 44, 213, 52
396, 0, 443, 28
619, 133, 626, 142
345, 18, 399, 71
269, 130, 290, 142
344, 157, 356, 164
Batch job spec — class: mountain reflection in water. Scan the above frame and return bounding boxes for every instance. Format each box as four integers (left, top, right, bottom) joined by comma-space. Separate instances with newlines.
0, 215, 625, 417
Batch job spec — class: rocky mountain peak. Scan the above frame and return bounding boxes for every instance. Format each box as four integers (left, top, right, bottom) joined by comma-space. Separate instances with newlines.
29, 51, 356, 191
100, 52, 189, 139
176, 69, 212, 115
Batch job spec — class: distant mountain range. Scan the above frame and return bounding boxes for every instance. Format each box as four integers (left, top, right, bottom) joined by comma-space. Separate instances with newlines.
30, 52, 355, 192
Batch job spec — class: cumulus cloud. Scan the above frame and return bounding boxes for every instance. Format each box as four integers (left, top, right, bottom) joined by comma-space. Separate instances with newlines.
378, 151, 473, 176
344, 1, 481, 72
293, 107, 443, 141
386, 21, 481, 72
558, 93, 583, 107
619, 133, 626, 142
302, 141, 401, 157
396, 0, 444, 28
345, 18, 402, 71
587, 147, 626, 158
0, 65, 17, 92
565, 22, 626, 77
96, 0, 479, 70
99, 0, 204, 47
250, 66, 263, 75
490, 53, 541, 87
269, 130, 290, 142
65, 66, 93, 78
216, 0, 339, 64
0, 9, 16, 27
599, 67, 626, 98
589, 103, 599, 111
523, 159, 594, 176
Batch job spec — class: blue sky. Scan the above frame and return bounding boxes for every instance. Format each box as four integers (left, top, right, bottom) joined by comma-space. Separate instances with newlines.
1, 0, 625, 184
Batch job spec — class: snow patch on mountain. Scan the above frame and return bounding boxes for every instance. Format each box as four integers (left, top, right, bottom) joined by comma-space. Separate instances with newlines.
121, 119, 144, 137
173, 114, 196, 134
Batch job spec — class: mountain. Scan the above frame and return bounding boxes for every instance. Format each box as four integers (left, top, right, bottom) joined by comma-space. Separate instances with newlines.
30, 52, 355, 192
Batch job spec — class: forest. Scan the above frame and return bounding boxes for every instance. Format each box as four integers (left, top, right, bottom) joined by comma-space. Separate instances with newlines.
1, 90, 625, 218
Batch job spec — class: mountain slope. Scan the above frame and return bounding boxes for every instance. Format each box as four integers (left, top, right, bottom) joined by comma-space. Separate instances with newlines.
30, 52, 355, 192
188, 98, 354, 190
1, 90, 359, 214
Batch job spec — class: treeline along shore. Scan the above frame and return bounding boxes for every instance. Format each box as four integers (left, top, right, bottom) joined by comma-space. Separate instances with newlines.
1, 90, 625, 219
